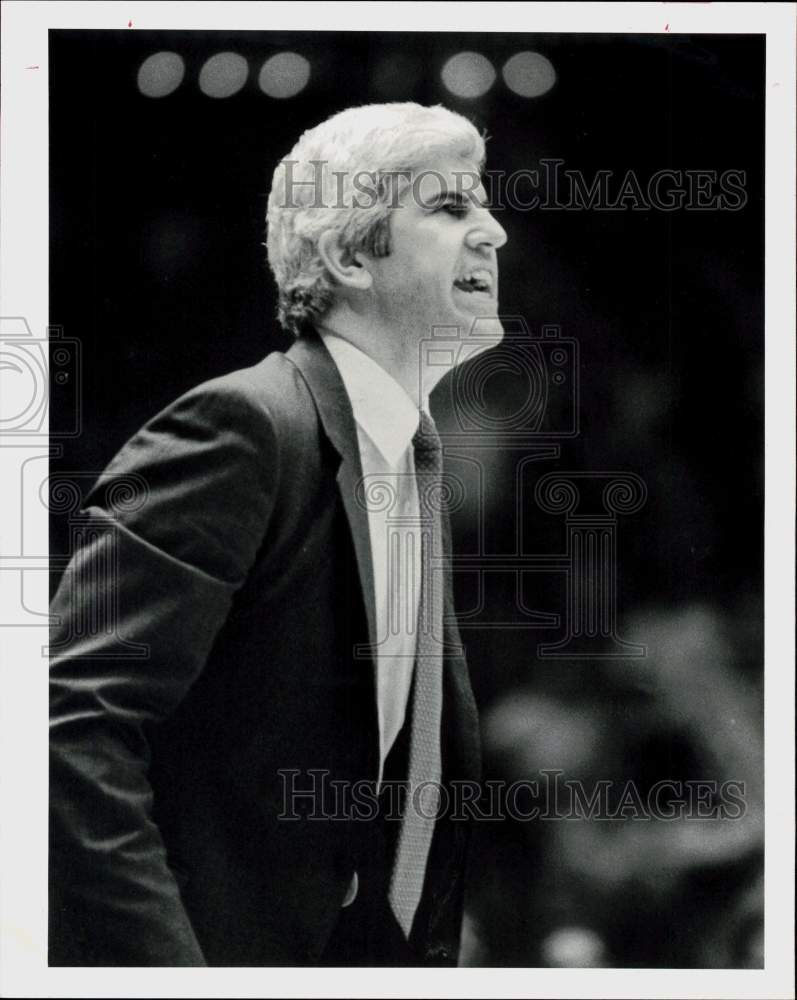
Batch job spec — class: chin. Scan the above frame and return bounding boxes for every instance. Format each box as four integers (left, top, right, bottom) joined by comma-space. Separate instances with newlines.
419, 308, 504, 388
461, 311, 505, 352
450, 288, 503, 338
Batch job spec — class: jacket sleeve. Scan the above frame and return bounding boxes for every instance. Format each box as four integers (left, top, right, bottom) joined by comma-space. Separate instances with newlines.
49, 380, 279, 966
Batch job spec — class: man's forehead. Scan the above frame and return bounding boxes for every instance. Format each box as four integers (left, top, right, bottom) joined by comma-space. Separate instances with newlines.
399, 158, 487, 206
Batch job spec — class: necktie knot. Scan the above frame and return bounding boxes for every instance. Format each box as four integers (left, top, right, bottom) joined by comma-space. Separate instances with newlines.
412, 410, 442, 470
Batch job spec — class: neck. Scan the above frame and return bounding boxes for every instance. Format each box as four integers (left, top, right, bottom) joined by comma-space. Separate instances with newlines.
317, 306, 451, 409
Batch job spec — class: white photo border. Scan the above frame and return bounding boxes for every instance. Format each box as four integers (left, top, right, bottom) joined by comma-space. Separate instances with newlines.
1, 2, 794, 998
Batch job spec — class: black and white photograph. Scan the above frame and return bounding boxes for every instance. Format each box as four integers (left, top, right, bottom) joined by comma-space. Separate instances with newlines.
0, 3, 794, 998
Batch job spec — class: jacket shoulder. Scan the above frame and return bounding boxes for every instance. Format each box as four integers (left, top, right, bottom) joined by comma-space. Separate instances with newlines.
179, 351, 312, 416
86, 351, 315, 584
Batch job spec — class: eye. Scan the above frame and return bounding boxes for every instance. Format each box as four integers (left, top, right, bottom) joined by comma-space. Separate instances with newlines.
438, 200, 469, 217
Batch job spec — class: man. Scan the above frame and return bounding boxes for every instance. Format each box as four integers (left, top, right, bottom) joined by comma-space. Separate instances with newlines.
49, 102, 507, 967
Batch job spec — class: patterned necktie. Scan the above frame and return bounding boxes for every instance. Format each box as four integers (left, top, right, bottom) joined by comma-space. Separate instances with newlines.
388, 409, 445, 939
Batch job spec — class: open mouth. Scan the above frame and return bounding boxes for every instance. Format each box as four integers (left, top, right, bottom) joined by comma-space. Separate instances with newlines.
453, 267, 495, 298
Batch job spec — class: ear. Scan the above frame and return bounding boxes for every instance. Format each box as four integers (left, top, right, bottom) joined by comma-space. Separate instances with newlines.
317, 230, 373, 291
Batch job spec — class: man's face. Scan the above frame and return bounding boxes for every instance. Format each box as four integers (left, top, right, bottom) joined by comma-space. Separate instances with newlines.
363, 156, 508, 355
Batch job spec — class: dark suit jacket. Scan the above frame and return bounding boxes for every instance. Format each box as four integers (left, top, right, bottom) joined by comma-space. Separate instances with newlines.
49, 331, 482, 967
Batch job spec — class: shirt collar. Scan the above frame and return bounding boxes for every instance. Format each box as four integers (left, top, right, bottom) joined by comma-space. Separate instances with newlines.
321, 331, 424, 465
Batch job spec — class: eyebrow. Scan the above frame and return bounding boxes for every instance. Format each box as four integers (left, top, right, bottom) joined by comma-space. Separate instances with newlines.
424, 189, 487, 210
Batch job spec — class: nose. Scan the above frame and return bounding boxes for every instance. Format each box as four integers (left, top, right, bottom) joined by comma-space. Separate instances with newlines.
466, 205, 508, 252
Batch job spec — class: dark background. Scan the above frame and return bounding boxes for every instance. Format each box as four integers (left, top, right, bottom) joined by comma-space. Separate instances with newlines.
50, 30, 764, 968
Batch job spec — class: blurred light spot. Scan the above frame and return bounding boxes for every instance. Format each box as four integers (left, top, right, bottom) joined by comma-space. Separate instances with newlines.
141, 213, 205, 278
372, 53, 421, 98
616, 370, 671, 446
137, 51, 185, 98
258, 52, 311, 98
198, 52, 249, 99
482, 694, 601, 777
744, 921, 764, 968
540, 927, 608, 968
441, 52, 495, 99
502, 51, 556, 98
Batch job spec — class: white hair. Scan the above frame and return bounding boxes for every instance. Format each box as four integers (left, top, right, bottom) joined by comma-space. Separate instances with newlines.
265, 102, 486, 337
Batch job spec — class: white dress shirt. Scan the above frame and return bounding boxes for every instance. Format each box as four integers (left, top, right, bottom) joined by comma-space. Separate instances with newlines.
321, 332, 425, 787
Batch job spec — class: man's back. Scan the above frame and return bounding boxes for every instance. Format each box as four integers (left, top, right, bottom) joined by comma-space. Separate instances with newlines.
49, 335, 479, 966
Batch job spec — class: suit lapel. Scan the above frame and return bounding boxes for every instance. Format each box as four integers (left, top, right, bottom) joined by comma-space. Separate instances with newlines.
286, 330, 482, 784
286, 332, 378, 660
